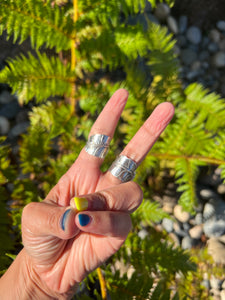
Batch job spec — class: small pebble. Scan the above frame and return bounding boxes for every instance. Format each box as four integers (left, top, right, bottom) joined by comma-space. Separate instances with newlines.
203, 203, 216, 221
167, 16, 178, 34
181, 235, 194, 250
138, 229, 148, 240
189, 225, 203, 239
221, 290, 225, 300
204, 219, 225, 237
186, 26, 202, 45
208, 237, 225, 264
174, 204, 190, 223
0, 90, 15, 104
217, 184, 225, 194
180, 48, 198, 66
209, 29, 221, 43
217, 20, 225, 31
178, 15, 188, 34
0, 116, 10, 135
162, 218, 174, 233
154, 3, 170, 22
195, 213, 203, 225
169, 232, 180, 247
212, 51, 225, 68
210, 275, 221, 290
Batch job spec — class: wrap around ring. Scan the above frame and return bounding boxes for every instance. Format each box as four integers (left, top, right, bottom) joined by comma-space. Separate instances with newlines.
109, 155, 137, 182
85, 134, 111, 158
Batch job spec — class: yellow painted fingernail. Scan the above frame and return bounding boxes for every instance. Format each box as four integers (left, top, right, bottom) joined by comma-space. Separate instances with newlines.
74, 197, 88, 211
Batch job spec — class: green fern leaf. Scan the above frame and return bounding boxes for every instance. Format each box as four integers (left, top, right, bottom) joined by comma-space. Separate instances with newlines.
0, 0, 73, 51
0, 52, 76, 103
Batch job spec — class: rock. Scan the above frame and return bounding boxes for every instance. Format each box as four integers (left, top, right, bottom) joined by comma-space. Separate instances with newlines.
204, 219, 225, 237
8, 121, 29, 138
217, 183, 225, 195
191, 60, 201, 71
219, 38, 225, 51
209, 29, 221, 43
0, 91, 16, 104
195, 213, 203, 225
180, 48, 198, 66
200, 188, 218, 200
0, 101, 21, 119
0, 116, 10, 135
208, 42, 219, 53
181, 235, 194, 250
173, 222, 186, 237
203, 203, 216, 221
167, 16, 178, 34
144, 1, 152, 13
178, 15, 188, 34
162, 202, 174, 214
210, 275, 222, 290
199, 50, 210, 61
138, 229, 148, 240
208, 236, 225, 265
162, 218, 174, 233
221, 290, 225, 300
186, 70, 200, 81
176, 35, 187, 48
174, 204, 190, 223
212, 51, 225, 68
15, 109, 29, 123
186, 26, 202, 45
169, 232, 180, 247
217, 20, 225, 32
154, 3, 170, 22
189, 225, 203, 239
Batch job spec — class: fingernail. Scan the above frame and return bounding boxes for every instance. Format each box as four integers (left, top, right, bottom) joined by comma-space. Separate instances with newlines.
74, 197, 88, 211
78, 214, 91, 226
60, 209, 72, 231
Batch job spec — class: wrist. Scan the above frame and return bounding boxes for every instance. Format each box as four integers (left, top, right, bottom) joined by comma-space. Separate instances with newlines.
0, 249, 75, 300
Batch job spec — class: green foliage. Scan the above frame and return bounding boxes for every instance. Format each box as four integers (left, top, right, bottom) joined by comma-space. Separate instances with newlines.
1, 0, 225, 298
0, 53, 76, 103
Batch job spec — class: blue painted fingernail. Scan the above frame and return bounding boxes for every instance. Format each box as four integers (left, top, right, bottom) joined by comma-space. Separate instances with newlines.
78, 214, 91, 226
61, 209, 71, 231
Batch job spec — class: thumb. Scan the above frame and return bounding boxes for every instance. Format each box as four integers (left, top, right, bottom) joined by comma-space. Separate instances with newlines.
22, 201, 79, 241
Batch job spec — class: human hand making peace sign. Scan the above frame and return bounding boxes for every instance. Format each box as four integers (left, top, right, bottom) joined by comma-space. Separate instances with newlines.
0, 89, 174, 300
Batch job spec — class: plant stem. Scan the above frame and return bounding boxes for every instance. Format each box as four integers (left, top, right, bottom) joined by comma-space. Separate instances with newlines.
97, 267, 107, 300
70, 0, 78, 114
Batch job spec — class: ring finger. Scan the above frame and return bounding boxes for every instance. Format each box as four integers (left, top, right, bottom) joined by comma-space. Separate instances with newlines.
102, 102, 175, 186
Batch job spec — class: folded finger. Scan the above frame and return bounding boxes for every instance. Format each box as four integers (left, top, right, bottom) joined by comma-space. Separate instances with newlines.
75, 211, 132, 238
70, 181, 143, 213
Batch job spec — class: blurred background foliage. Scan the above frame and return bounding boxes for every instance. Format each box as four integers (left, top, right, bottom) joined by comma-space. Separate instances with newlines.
0, 0, 225, 298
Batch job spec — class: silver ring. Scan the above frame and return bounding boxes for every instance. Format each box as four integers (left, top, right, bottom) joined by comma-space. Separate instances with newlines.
109, 155, 137, 182
85, 134, 111, 158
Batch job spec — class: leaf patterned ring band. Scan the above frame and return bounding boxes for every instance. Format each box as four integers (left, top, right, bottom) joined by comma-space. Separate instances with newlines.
85, 134, 111, 158
109, 155, 137, 182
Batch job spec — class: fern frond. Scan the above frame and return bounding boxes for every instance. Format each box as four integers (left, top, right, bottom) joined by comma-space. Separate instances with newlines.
184, 83, 225, 131
20, 102, 77, 174
175, 158, 206, 212
0, 52, 76, 103
133, 199, 169, 226
0, 0, 73, 51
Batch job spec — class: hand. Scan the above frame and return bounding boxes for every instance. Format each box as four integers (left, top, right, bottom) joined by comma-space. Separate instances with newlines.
1, 89, 174, 299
